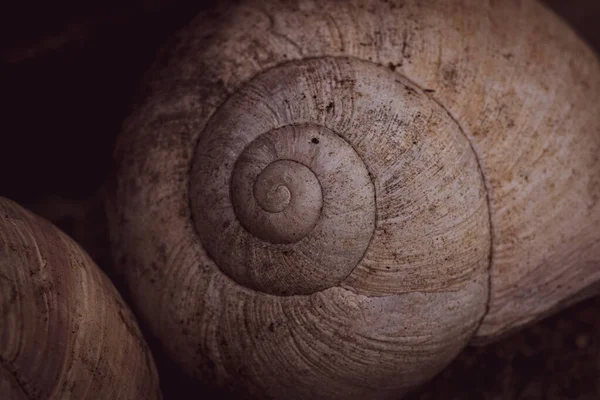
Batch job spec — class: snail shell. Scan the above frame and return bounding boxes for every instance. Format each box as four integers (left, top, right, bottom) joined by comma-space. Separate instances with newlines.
0, 197, 161, 399
107, 0, 600, 398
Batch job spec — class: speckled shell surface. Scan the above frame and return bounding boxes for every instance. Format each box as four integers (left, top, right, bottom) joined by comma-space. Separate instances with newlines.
0, 197, 162, 400
108, 0, 600, 398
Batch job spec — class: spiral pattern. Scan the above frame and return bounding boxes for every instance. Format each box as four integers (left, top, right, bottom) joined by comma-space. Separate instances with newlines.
113, 55, 494, 399
191, 121, 375, 295
188, 56, 489, 300
106, 2, 519, 398
113, 50, 491, 400
108, 0, 600, 397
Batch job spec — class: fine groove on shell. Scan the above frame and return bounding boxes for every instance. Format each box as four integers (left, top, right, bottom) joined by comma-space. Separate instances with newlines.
425, 96, 496, 340
0, 197, 162, 400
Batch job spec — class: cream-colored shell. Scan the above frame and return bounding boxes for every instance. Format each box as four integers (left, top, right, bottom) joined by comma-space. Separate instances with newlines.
0, 197, 162, 399
108, 0, 600, 398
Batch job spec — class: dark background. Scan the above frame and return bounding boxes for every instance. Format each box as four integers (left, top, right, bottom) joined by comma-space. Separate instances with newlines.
1, 1, 599, 399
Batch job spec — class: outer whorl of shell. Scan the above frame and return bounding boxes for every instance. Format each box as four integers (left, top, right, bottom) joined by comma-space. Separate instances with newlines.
108, 0, 600, 398
0, 197, 162, 400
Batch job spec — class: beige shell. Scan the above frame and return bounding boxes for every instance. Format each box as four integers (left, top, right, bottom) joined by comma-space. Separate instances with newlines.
0, 197, 162, 399
107, 0, 600, 398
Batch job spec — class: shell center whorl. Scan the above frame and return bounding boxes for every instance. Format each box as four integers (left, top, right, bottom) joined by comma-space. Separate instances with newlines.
255, 177, 291, 213
191, 120, 375, 296
233, 157, 323, 244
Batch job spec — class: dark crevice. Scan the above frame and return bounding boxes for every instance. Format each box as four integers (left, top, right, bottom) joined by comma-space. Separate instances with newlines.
0, 357, 34, 400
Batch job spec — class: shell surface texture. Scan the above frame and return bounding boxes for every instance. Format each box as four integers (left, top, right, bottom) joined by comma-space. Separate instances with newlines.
0, 197, 162, 400
108, 0, 600, 398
